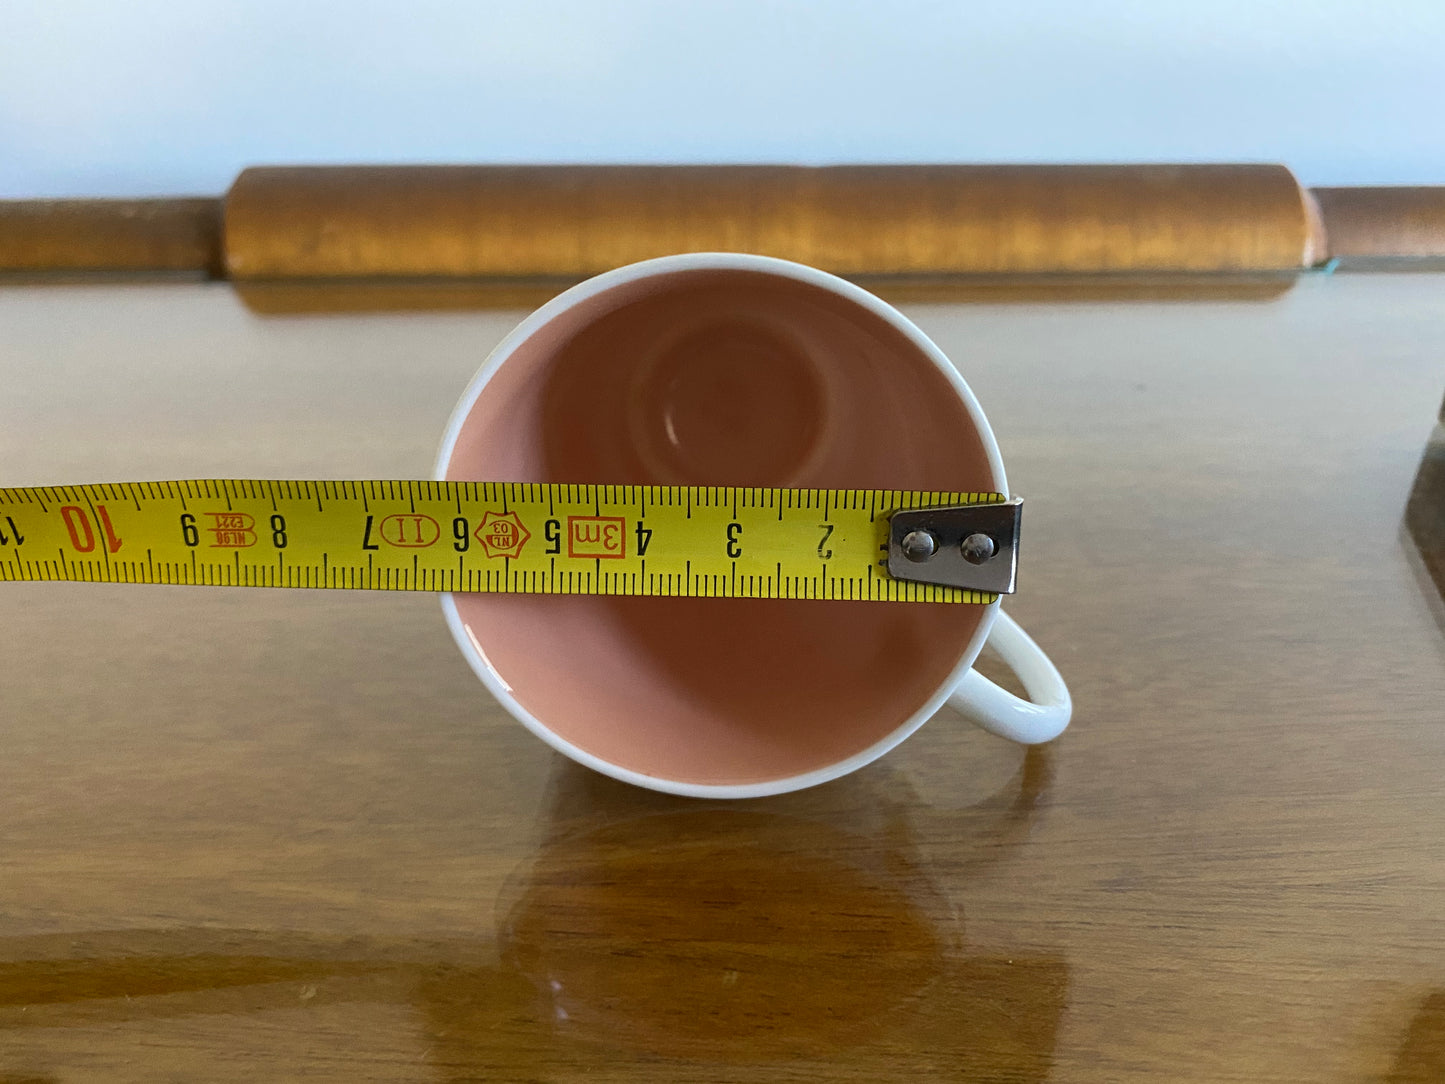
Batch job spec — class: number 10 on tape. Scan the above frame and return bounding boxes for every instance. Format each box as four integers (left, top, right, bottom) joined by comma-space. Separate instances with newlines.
0, 480, 1010, 604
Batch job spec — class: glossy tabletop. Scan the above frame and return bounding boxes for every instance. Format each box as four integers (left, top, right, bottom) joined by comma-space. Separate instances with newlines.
1, 272, 1443, 1082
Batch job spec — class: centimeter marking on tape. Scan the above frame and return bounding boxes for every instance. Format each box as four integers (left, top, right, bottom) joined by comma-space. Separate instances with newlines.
0, 481, 1005, 603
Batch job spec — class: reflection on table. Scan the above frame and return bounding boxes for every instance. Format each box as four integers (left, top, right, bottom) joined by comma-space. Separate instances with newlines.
0, 756, 1065, 1081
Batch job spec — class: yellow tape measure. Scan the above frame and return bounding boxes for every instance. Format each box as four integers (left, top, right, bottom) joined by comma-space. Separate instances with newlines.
0, 481, 1011, 603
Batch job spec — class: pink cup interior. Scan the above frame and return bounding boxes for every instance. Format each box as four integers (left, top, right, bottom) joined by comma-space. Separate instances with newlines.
443, 266, 997, 788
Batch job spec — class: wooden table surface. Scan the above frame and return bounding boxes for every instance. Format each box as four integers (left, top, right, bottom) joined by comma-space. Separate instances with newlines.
1, 271, 1443, 1082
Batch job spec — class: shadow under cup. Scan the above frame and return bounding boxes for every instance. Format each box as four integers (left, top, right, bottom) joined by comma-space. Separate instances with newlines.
443, 266, 998, 788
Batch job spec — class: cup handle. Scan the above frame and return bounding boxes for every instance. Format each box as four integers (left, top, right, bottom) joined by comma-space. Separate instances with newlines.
946, 609, 1072, 745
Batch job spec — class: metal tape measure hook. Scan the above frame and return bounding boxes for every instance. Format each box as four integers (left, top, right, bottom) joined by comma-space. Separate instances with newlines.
887, 498, 1023, 594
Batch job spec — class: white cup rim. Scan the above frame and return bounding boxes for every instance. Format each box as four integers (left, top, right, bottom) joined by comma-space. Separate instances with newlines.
435, 252, 1007, 798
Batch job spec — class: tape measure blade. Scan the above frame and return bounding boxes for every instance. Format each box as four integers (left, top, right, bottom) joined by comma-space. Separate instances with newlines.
0, 482, 999, 603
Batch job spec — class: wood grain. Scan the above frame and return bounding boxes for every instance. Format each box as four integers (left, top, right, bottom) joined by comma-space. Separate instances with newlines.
0, 272, 1443, 1081
222, 164, 1321, 279
0, 199, 222, 275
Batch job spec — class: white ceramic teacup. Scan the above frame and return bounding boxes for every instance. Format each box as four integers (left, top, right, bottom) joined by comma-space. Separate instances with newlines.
436, 254, 1070, 797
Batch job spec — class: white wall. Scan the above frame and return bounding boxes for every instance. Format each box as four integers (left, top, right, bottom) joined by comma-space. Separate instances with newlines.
2, 0, 1442, 198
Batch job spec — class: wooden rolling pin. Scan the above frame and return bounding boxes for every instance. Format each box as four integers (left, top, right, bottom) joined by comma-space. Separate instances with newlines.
222, 164, 1322, 278
19, 164, 1411, 278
